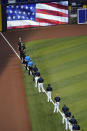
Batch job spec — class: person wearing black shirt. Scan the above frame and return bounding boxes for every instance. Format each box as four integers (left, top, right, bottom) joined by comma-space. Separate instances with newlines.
62, 104, 69, 114
69, 115, 77, 131
65, 111, 71, 130
65, 111, 71, 118
37, 76, 45, 93
18, 37, 22, 52
54, 94, 60, 113
32, 65, 38, 81
46, 84, 52, 102
20, 48, 26, 63
21, 43, 26, 51
62, 105, 69, 124
34, 71, 40, 88
22, 50, 26, 64
69, 115, 77, 125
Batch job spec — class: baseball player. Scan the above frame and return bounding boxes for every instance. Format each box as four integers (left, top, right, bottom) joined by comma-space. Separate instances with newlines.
18, 37, 22, 52
62, 105, 69, 124
20, 47, 26, 63
54, 95, 60, 113
32, 65, 38, 81
21, 43, 26, 51
34, 72, 40, 88
37, 76, 45, 93
65, 111, 71, 130
46, 84, 52, 102
69, 115, 77, 131
24, 56, 31, 70
28, 60, 34, 75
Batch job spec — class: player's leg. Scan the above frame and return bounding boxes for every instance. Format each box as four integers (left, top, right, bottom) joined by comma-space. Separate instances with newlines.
41, 83, 45, 92
38, 83, 41, 93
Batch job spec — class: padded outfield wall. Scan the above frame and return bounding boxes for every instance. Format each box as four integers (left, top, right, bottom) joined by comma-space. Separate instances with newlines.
0, 0, 87, 31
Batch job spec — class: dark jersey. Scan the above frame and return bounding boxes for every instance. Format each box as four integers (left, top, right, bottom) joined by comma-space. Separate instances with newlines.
46, 86, 52, 91
18, 42, 22, 51
69, 118, 77, 125
65, 111, 71, 117
54, 97, 60, 102
35, 72, 40, 77
62, 105, 69, 114
33, 66, 38, 73
38, 77, 44, 83
21, 44, 26, 51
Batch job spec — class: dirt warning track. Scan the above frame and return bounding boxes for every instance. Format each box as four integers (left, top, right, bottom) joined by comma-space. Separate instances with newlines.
0, 25, 87, 131
0, 34, 31, 131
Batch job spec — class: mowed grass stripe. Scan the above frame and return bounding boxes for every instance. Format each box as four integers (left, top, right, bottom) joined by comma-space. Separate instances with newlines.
28, 36, 87, 59
27, 36, 87, 55
57, 80, 87, 98
46, 64, 87, 83
42, 56, 87, 74
35, 42, 87, 66
25, 35, 87, 130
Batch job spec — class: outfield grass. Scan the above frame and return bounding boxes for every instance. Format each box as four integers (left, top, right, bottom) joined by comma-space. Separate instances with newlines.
23, 35, 87, 131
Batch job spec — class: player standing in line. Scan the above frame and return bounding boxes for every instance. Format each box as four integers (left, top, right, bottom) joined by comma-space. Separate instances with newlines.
20, 45, 26, 63
69, 115, 77, 131
65, 111, 71, 130
53, 94, 60, 113
21, 43, 26, 51
62, 104, 69, 124
34, 72, 40, 87
37, 76, 45, 93
32, 65, 38, 81
18, 37, 26, 63
18, 37, 22, 52
28, 60, 34, 75
24, 56, 31, 70
46, 84, 52, 102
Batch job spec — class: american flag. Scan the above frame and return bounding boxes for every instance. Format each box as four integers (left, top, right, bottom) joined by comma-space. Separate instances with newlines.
7, 1, 68, 29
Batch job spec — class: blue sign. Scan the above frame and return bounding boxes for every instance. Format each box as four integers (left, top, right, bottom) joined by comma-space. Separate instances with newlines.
86, 9, 87, 22
78, 9, 87, 24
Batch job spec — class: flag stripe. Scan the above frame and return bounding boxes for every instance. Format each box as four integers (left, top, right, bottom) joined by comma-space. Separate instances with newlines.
52, 1, 68, 6
36, 18, 67, 25
45, 2, 68, 10
7, 20, 52, 27
36, 9, 68, 17
36, 13, 68, 22
36, 3, 68, 14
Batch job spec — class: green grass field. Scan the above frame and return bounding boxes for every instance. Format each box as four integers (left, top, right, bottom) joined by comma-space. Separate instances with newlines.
23, 35, 87, 131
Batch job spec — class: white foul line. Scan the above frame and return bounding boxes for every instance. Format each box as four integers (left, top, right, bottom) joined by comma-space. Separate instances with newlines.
0, 32, 20, 59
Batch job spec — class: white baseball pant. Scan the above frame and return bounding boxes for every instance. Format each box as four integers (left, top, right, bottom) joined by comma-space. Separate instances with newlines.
65, 118, 68, 130
62, 113, 65, 124
47, 91, 52, 102
38, 83, 45, 93
54, 102, 59, 113
68, 122, 73, 131
35, 76, 39, 87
